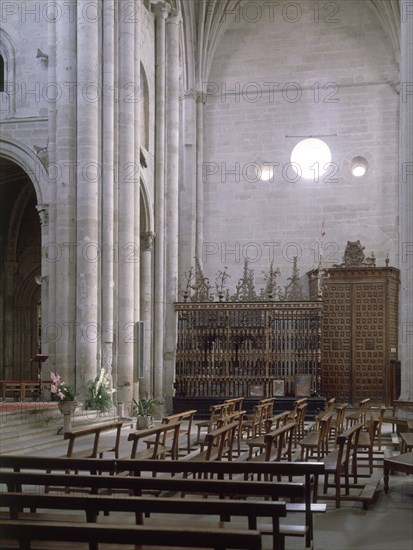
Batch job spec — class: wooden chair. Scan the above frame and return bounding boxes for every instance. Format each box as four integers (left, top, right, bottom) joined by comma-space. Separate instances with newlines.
329, 403, 349, 445
241, 403, 270, 440
353, 414, 380, 478
217, 409, 246, 457
263, 422, 297, 463
345, 398, 370, 428
298, 411, 333, 461
376, 404, 390, 451
144, 409, 197, 457
321, 422, 363, 508
224, 396, 244, 412
194, 402, 231, 445
264, 410, 290, 433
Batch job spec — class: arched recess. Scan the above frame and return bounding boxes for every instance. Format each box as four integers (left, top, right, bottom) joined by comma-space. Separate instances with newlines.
140, 63, 150, 151
0, 27, 17, 112
0, 158, 42, 381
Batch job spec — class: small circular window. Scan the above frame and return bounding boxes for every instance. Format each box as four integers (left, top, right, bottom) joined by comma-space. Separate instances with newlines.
290, 138, 332, 180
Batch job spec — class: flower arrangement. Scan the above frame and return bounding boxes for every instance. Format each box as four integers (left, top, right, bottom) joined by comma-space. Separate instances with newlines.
85, 368, 115, 413
50, 372, 76, 401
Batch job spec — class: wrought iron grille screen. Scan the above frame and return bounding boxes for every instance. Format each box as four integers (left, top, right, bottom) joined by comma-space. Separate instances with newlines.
175, 302, 322, 398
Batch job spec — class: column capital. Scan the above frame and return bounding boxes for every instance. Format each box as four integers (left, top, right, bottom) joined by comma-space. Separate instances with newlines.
181, 89, 207, 104
167, 8, 182, 25
36, 203, 50, 226
152, 0, 171, 19
140, 231, 156, 252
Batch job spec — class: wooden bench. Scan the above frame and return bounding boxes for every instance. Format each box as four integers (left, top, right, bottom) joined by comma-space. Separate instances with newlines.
127, 421, 182, 460
0, 456, 324, 550
0, 520, 263, 550
0, 470, 302, 550
143, 409, 197, 456
63, 420, 123, 458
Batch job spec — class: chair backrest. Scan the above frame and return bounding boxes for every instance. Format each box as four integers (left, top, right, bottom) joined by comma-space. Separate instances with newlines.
336, 422, 363, 467
359, 398, 371, 426
264, 421, 296, 462
332, 403, 349, 436
224, 397, 244, 412
295, 402, 308, 439
318, 411, 334, 442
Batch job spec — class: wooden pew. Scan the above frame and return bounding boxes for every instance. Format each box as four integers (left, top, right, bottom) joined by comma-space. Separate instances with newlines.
0, 494, 285, 549
0, 520, 263, 550
63, 419, 124, 458
0, 471, 300, 550
0, 457, 324, 550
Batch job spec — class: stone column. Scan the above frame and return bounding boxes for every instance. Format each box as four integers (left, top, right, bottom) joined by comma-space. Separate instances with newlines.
399, 0, 413, 400
101, 0, 115, 391
55, 0, 77, 385
195, 91, 207, 260
35, 204, 50, 357
164, 8, 182, 408
179, 89, 197, 273
76, 1, 100, 397
116, 0, 138, 403
46, 2, 57, 369
140, 231, 156, 396
153, 1, 170, 402
134, 7, 141, 401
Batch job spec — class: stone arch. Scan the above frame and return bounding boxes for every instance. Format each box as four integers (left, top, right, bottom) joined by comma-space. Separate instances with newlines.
0, 137, 47, 205
0, 157, 42, 381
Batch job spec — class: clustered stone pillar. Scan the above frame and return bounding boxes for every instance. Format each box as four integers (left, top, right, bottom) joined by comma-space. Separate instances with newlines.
101, 0, 116, 390
75, 3, 99, 397
46, 2, 56, 368
55, 0, 77, 385
140, 231, 156, 396
116, 0, 140, 404
153, 1, 169, 403
399, 0, 413, 400
164, 8, 182, 408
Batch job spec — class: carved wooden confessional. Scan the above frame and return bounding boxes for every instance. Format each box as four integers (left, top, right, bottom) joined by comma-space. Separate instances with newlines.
308, 241, 400, 404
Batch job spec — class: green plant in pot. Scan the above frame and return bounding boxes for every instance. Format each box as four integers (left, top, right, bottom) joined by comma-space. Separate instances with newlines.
132, 394, 163, 429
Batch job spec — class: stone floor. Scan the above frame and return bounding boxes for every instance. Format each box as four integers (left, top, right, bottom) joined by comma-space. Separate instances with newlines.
1, 407, 412, 549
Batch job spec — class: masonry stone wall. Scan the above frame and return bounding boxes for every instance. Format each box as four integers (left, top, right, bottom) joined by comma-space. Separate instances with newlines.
201, 0, 399, 295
